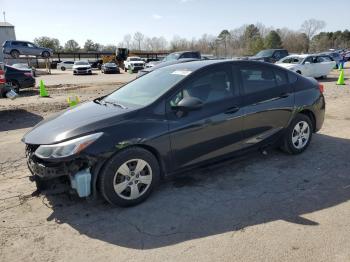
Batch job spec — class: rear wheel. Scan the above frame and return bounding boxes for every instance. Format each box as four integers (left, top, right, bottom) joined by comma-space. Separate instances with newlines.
61, 66, 66, 71
281, 114, 312, 154
99, 147, 160, 207
10, 50, 20, 58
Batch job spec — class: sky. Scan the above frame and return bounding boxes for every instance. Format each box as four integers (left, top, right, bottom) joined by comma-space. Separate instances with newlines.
1, 0, 350, 46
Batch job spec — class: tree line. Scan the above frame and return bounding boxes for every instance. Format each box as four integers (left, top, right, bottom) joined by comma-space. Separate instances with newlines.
33, 19, 350, 56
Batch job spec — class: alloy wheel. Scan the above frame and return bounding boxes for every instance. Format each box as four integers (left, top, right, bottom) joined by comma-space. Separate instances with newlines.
113, 159, 153, 200
291, 121, 310, 149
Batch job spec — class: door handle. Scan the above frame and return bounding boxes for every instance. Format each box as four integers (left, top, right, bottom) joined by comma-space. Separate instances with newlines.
279, 93, 290, 98
225, 106, 240, 114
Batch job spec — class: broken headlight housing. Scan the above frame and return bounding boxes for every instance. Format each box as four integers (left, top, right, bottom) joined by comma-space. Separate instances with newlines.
34, 133, 103, 159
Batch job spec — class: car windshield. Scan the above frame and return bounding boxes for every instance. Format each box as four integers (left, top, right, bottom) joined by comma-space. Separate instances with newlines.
105, 63, 116, 66
75, 61, 89, 65
104, 66, 190, 106
129, 58, 141, 61
163, 53, 180, 61
12, 63, 30, 68
255, 50, 274, 58
280, 56, 303, 64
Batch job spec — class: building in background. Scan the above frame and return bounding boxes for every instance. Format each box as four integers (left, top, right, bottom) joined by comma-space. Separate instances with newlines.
0, 22, 16, 62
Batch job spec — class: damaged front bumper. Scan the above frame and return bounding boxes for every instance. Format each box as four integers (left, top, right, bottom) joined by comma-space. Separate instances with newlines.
26, 144, 95, 197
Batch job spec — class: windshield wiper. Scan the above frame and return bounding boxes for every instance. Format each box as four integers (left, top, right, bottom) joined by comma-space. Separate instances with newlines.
102, 100, 127, 109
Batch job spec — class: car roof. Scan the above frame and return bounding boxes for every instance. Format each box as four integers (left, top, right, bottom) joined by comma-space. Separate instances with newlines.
153, 59, 251, 72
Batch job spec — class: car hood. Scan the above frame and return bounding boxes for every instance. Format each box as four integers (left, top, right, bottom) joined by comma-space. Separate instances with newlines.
129, 61, 144, 64
23, 101, 138, 145
73, 65, 91, 69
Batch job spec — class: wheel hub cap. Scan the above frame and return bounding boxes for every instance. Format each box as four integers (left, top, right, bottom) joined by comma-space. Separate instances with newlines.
113, 159, 153, 200
292, 121, 310, 149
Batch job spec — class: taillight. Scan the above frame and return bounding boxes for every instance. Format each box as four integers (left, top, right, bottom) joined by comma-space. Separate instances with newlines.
0, 70, 5, 84
24, 72, 33, 77
318, 83, 324, 93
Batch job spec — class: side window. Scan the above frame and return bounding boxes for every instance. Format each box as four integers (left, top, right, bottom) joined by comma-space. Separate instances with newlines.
274, 69, 288, 86
304, 56, 314, 63
273, 51, 282, 60
170, 68, 235, 106
181, 53, 191, 58
27, 43, 35, 48
240, 66, 287, 95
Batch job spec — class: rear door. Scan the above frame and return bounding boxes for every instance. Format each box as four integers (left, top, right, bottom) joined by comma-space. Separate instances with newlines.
167, 63, 244, 169
238, 63, 294, 147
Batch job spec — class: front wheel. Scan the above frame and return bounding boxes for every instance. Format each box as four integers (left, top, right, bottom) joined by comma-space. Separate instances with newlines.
61, 66, 66, 71
10, 50, 20, 58
281, 114, 313, 154
42, 51, 50, 58
99, 147, 160, 207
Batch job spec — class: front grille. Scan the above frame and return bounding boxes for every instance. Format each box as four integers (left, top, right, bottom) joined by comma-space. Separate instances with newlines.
77, 67, 89, 70
133, 63, 143, 67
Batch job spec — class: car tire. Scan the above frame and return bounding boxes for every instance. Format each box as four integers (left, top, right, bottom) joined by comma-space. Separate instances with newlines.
281, 114, 313, 155
10, 50, 20, 58
61, 66, 66, 71
99, 147, 160, 207
42, 51, 50, 58
8, 81, 20, 93
124, 67, 127, 72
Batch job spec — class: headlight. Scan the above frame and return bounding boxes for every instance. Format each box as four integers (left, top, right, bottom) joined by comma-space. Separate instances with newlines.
35, 133, 103, 159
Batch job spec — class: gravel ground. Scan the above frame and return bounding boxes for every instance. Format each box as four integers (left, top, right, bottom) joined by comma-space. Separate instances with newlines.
0, 68, 349, 262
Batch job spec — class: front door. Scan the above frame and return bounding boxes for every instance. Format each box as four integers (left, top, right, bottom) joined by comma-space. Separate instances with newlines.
167, 64, 244, 169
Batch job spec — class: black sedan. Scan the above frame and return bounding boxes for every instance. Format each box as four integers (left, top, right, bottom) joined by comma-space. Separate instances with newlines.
23, 60, 325, 207
101, 63, 120, 74
4, 65, 36, 93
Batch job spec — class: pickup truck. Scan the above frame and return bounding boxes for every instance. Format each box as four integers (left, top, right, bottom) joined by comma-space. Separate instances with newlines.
249, 49, 289, 63
123, 57, 145, 72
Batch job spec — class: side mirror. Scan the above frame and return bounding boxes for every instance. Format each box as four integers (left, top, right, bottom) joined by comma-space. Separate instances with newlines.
172, 97, 203, 112
305, 61, 311, 65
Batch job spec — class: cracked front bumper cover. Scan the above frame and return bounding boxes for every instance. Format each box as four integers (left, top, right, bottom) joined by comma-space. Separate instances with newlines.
25, 144, 87, 180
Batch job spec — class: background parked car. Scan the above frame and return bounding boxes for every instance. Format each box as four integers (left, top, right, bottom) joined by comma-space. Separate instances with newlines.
123, 57, 145, 72
276, 54, 336, 78
249, 49, 289, 63
2, 40, 53, 58
319, 51, 343, 68
0, 63, 5, 96
57, 61, 74, 71
145, 51, 201, 68
4, 65, 35, 92
101, 62, 120, 74
137, 58, 200, 78
73, 61, 92, 75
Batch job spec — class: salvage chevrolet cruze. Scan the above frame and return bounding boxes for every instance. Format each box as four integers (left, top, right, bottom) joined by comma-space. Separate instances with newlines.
23, 60, 325, 206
